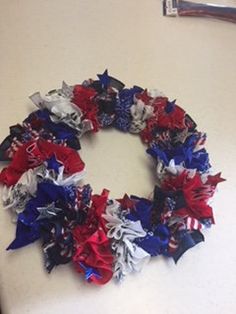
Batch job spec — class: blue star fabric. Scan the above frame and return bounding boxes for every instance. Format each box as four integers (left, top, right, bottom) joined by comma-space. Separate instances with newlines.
46, 155, 63, 173
97, 69, 111, 89
165, 99, 176, 113
79, 262, 102, 281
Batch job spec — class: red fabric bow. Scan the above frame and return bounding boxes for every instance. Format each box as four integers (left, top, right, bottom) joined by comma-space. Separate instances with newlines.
72, 189, 113, 285
162, 171, 219, 221
0, 139, 85, 186
72, 85, 100, 132
140, 97, 186, 144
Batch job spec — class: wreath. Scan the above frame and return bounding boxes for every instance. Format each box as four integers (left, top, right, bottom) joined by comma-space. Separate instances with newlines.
0, 70, 225, 285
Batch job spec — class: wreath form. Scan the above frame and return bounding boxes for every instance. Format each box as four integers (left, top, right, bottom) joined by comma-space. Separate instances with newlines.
0, 70, 225, 285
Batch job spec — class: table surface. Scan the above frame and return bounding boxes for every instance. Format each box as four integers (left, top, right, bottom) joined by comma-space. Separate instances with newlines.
0, 1, 236, 314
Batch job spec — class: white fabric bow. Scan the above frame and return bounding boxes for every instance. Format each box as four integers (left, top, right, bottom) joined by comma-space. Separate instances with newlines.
103, 201, 150, 281
129, 100, 154, 133
29, 82, 93, 136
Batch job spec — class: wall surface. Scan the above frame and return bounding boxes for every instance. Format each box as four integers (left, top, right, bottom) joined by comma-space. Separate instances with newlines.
0, 1, 236, 314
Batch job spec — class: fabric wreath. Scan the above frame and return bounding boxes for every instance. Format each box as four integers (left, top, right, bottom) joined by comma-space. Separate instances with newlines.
0, 70, 225, 285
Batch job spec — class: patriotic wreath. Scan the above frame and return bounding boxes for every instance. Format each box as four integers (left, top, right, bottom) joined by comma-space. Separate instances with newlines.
0, 70, 224, 285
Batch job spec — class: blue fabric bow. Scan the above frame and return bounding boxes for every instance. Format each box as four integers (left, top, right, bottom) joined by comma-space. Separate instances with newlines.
114, 87, 143, 131
126, 196, 170, 256
147, 133, 210, 172
7, 182, 77, 250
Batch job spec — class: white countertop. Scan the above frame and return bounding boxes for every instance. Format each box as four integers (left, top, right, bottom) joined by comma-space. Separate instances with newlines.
0, 1, 236, 313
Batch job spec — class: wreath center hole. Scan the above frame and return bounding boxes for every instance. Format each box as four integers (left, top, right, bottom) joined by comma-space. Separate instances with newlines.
79, 128, 154, 198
